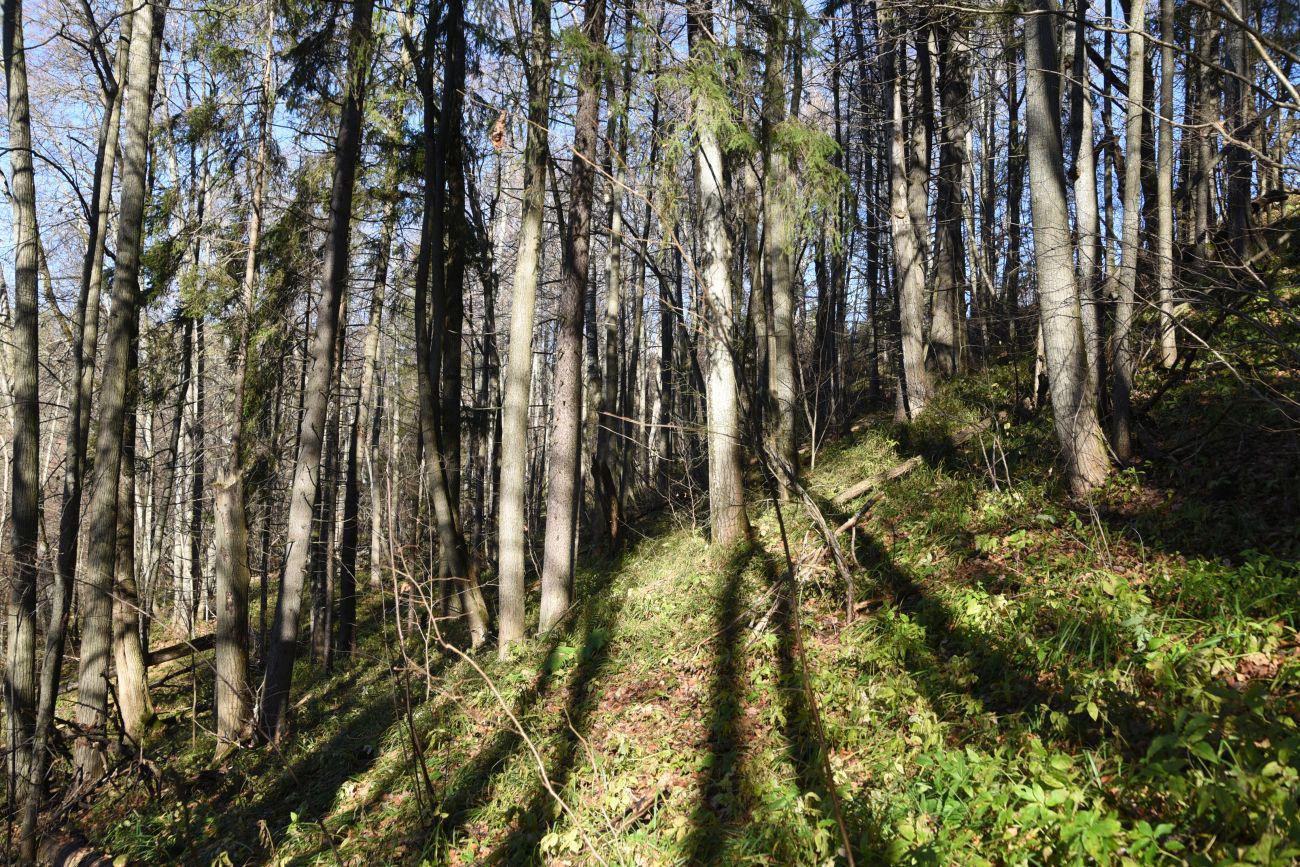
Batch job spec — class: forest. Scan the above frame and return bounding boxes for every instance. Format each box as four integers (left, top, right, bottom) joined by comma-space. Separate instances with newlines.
1, 0, 1298, 861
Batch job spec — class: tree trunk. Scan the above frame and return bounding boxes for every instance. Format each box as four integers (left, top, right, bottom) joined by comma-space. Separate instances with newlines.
931, 21, 971, 378
762, 1, 799, 497
338, 195, 392, 656
497, 0, 550, 654
213, 0, 274, 751
1068, 0, 1104, 389
1156, 0, 1176, 368
689, 2, 751, 547
72, 0, 163, 781
113, 363, 153, 744
1024, 0, 1110, 494
4, 0, 41, 803
258, 0, 373, 741
1112, 1, 1145, 462
887, 25, 931, 419
540, 0, 606, 632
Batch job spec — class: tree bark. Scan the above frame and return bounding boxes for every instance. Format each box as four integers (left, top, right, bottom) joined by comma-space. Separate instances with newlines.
1156, 0, 1177, 368
73, 0, 163, 781
689, 1, 751, 547
213, 0, 274, 751
539, 0, 606, 632
931, 20, 971, 378
258, 0, 373, 741
497, 0, 550, 654
762, 1, 799, 498
1024, 0, 1110, 494
4, 0, 41, 803
886, 25, 931, 419
112, 359, 153, 744
1112, 1, 1146, 462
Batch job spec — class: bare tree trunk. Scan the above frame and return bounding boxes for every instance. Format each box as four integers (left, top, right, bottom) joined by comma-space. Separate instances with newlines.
887, 24, 931, 419
73, 0, 163, 781
4, 0, 41, 804
689, 1, 751, 548
931, 21, 971, 378
258, 0, 372, 741
1024, 0, 1110, 494
595, 34, 633, 550
113, 361, 152, 743
415, 0, 488, 647
1223, 0, 1251, 260
1112, 1, 1145, 462
338, 196, 392, 656
1068, 0, 1104, 389
762, 1, 799, 497
540, 0, 606, 632
497, 0, 550, 654
1156, 0, 1177, 367
213, 0, 274, 752
20, 10, 130, 850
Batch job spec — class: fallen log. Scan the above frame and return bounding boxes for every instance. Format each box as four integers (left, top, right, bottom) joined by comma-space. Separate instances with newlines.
145, 633, 215, 667
831, 414, 1004, 507
831, 457, 921, 507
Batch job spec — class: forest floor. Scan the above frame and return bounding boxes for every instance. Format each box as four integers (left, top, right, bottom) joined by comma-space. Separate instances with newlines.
71, 309, 1300, 865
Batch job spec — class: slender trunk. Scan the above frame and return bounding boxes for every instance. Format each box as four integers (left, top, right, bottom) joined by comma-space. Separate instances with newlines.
4, 0, 41, 803
497, 0, 550, 654
931, 22, 971, 377
887, 26, 931, 418
539, 0, 606, 632
258, 0, 373, 741
762, 1, 799, 496
113, 358, 152, 743
689, 2, 751, 547
1069, 0, 1103, 389
213, 0, 274, 751
1156, 0, 1176, 366
28, 14, 132, 840
595, 38, 632, 549
1024, 0, 1110, 494
72, 0, 163, 780
1112, 1, 1145, 462
338, 197, 392, 656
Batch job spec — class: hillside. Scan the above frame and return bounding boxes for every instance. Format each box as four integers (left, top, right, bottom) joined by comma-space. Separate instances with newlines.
69, 360, 1300, 866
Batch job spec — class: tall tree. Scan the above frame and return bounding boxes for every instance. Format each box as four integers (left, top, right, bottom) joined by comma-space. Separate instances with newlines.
886, 17, 931, 419
498, 0, 551, 653
762, 0, 799, 496
3, 0, 41, 802
688, 0, 751, 547
258, 0, 374, 740
72, 0, 164, 781
539, 0, 607, 632
931, 18, 972, 377
1156, 0, 1177, 367
214, 0, 276, 750
1024, 0, 1110, 494
1112, 0, 1146, 462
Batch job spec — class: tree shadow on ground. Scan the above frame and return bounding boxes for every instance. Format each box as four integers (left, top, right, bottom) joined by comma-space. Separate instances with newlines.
849, 530, 1162, 755
490, 563, 627, 862
682, 543, 757, 863
417, 550, 631, 859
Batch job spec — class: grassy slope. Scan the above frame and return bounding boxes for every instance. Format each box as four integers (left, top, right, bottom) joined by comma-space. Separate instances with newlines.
85, 349, 1299, 865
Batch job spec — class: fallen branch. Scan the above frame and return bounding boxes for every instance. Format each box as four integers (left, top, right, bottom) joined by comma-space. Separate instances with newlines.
145, 633, 215, 667
831, 413, 1005, 507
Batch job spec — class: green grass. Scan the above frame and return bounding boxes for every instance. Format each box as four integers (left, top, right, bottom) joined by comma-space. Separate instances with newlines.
76, 364, 1300, 866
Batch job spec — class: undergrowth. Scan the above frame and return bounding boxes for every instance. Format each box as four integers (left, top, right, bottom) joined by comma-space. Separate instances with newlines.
74, 357, 1300, 866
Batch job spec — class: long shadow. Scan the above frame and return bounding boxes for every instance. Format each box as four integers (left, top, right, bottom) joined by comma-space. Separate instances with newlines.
683, 544, 756, 863
761, 545, 891, 861
169, 663, 404, 865
851, 531, 1162, 754
491, 562, 628, 862
419, 553, 628, 857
